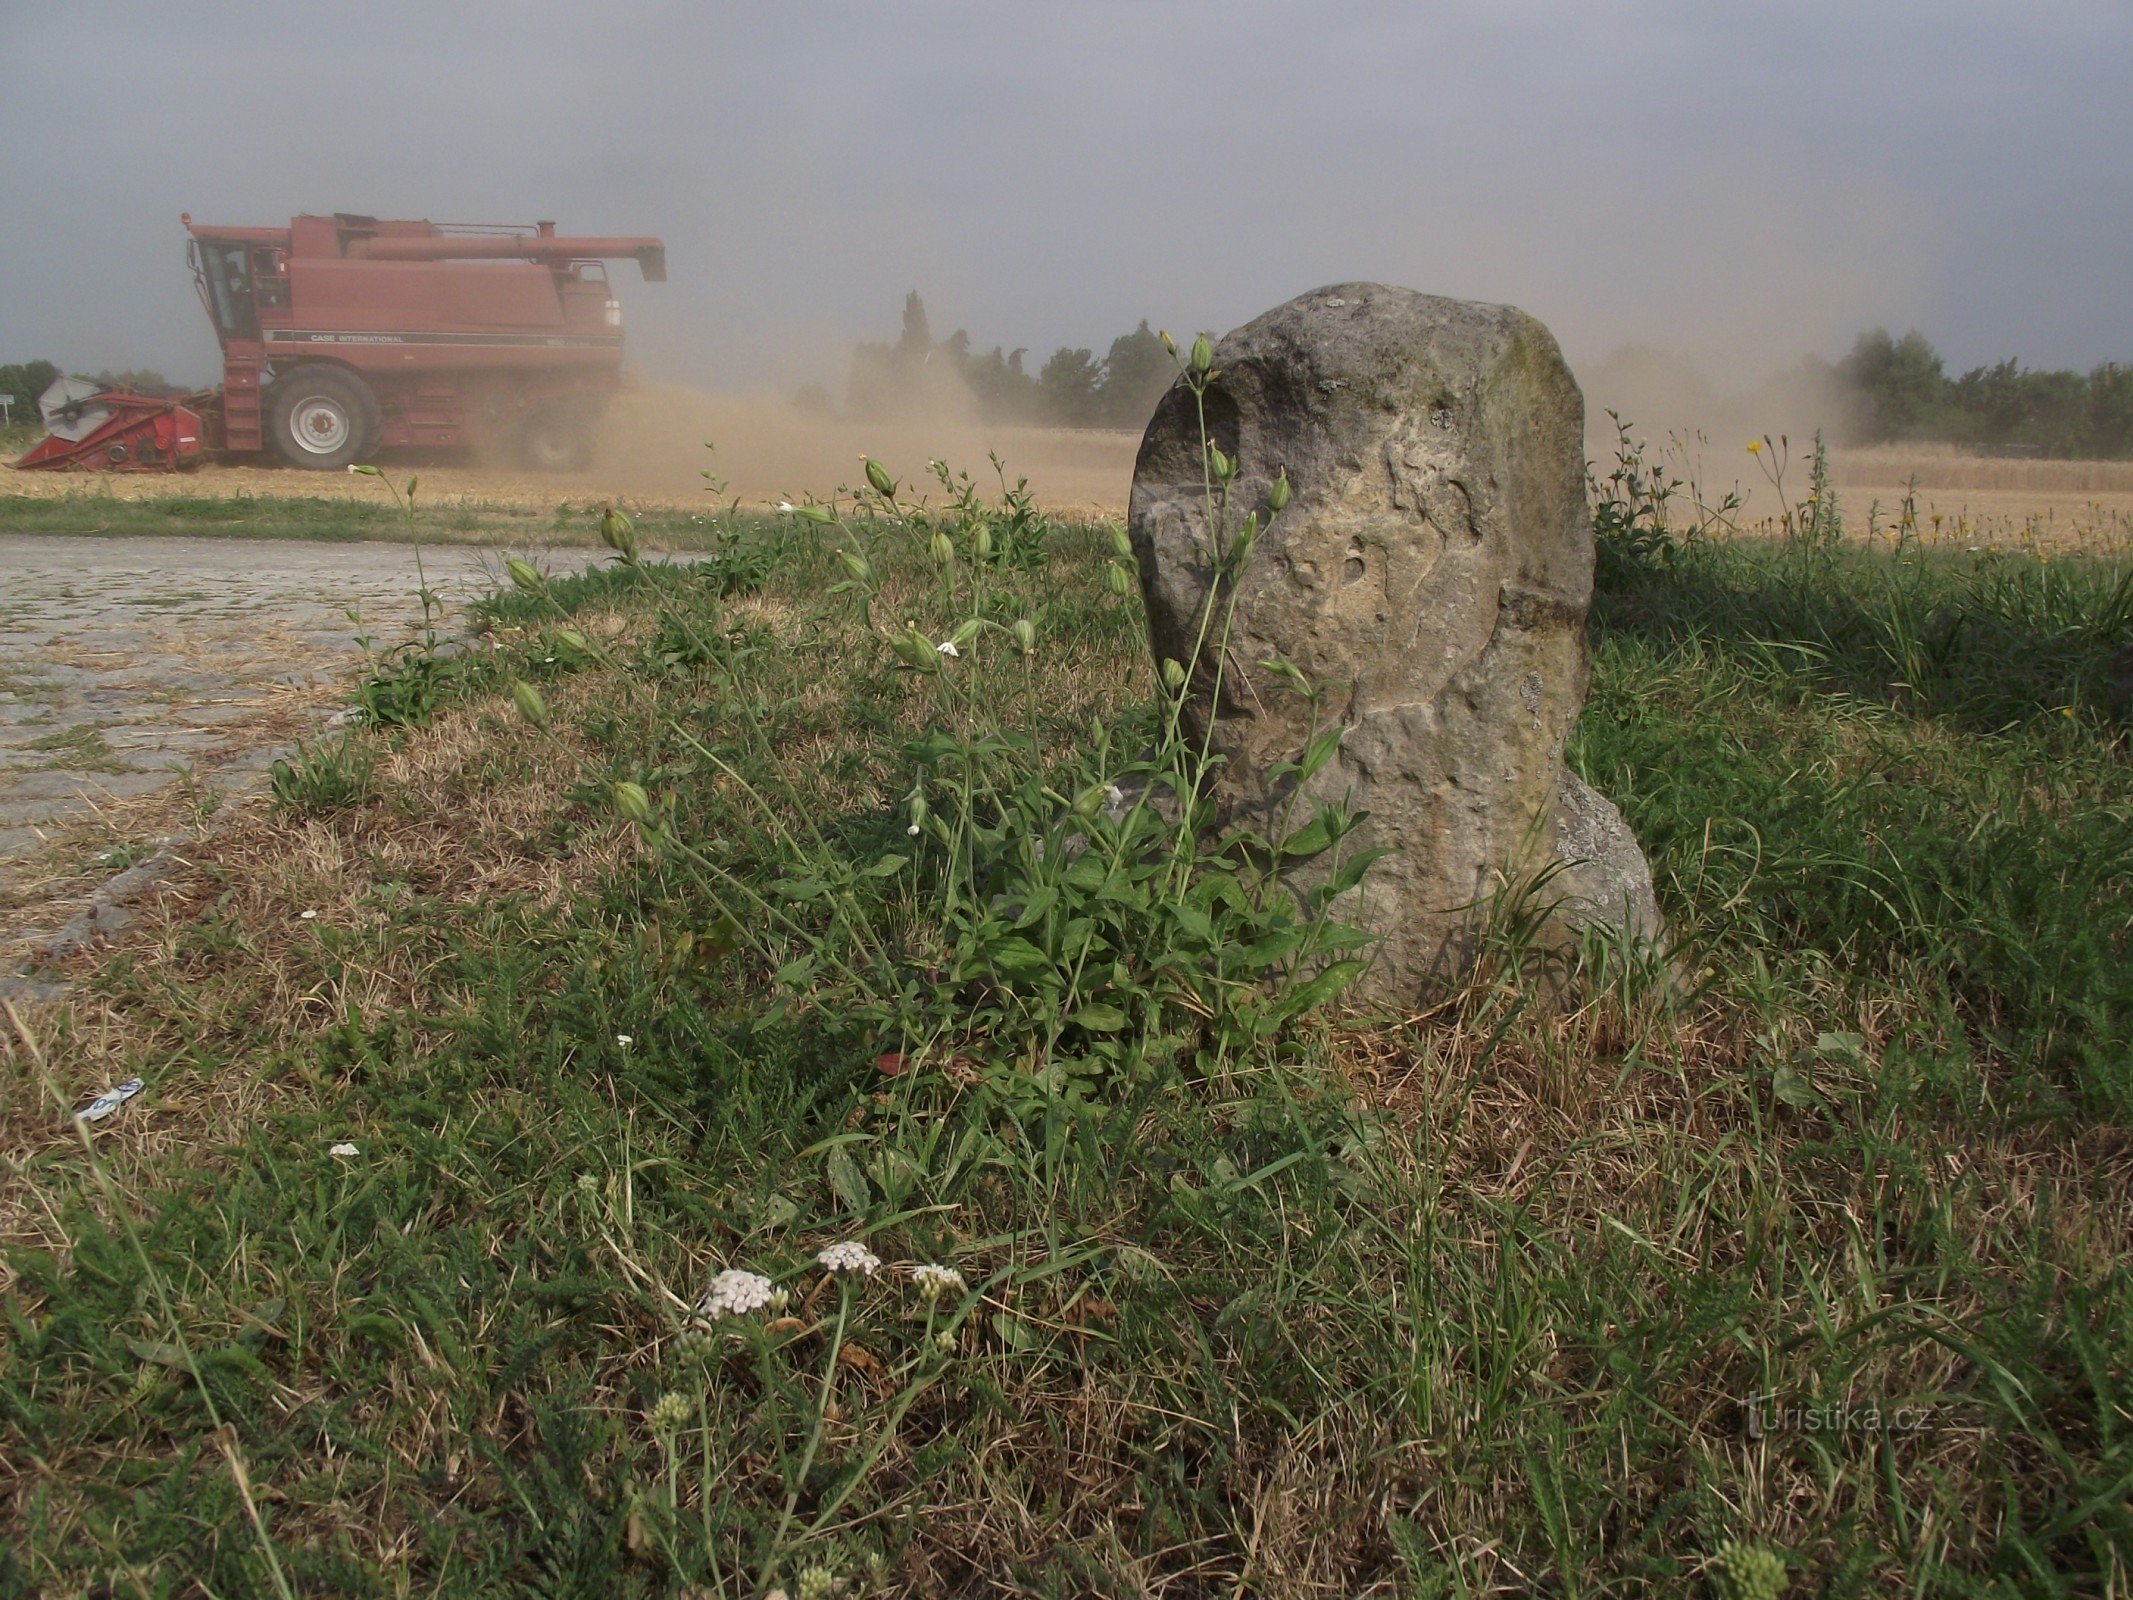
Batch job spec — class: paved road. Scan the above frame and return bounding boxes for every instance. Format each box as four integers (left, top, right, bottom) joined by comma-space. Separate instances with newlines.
0, 535, 612, 971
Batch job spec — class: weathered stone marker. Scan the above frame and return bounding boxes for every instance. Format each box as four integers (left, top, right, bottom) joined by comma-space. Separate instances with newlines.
1128, 283, 1662, 1004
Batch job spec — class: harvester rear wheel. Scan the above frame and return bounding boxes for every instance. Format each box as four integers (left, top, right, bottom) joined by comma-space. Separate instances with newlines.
520, 405, 597, 473
267, 366, 381, 471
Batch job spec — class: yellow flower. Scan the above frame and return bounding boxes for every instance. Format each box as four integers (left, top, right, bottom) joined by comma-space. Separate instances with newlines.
1747, 440, 1762, 455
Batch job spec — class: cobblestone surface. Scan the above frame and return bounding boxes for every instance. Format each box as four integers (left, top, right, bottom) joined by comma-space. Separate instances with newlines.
0, 534, 612, 978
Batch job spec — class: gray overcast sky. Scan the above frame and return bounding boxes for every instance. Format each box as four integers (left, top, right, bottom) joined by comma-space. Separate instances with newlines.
2, 1, 2127, 395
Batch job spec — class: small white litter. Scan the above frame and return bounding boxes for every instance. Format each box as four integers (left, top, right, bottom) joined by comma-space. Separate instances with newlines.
76, 1079, 144, 1123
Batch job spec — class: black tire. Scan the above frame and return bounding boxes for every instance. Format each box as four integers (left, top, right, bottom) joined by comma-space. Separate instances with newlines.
267, 366, 381, 471
519, 405, 597, 472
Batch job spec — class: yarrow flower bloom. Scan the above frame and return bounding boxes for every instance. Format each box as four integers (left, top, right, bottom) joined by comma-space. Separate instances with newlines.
615, 1034, 633, 1048
699, 1268, 779, 1320
910, 1263, 966, 1302
648, 1391, 691, 1432
817, 1240, 882, 1277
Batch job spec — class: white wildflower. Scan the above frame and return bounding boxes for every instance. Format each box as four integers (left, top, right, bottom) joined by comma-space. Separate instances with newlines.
1106, 784, 1125, 807
906, 822, 920, 836
698, 1268, 778, 1320
817, 1240, 882, 1277
298, 910, 318, 920
777, 500, 796, 512
910, 1263, 966, 1302
616, 1034, 634, 1048
935, 639, 959, 658
329, 1142, 360, 1157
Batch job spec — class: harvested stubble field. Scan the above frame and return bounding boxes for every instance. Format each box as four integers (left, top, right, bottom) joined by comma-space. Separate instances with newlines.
0, 439, 2130, 1597
8, 388, 2133, 552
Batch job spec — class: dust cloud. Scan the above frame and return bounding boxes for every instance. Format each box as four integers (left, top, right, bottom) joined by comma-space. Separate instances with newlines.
593, 384, 1137, 517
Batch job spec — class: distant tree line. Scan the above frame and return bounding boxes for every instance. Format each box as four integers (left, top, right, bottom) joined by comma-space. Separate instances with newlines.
1, 359, 181, 425
833, 293, 1182, 430
1837, 329, 2133, 458
0, 359, 60, 424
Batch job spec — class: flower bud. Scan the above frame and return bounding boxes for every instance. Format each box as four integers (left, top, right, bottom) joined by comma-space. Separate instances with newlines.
1159, 328, 1178, 358
613, 780, 652, 825
1208, 445, 1234, 482
1269, 471, 1291, 512
864, 457, 896, 498
1190, 334, 1212, 374
794, 503, 836, 524
836, 547, 873, 584
511, 680, 549, 728
1108, 522, 1133, 560
1012, 617, 1036, 655
973, 523, 993, 559
929, 530, 955, 567
598, 506, 636, 559
556, 627, 590, 654
506, 558, 545, 594
1105, 560, 1133, 597
1161, 657, 1187, 691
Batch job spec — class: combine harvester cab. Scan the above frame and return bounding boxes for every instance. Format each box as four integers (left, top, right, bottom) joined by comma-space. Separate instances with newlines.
14, 213, 664, 474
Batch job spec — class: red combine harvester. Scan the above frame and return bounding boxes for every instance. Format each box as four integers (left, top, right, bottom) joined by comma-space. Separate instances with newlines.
14, 212, 665, 474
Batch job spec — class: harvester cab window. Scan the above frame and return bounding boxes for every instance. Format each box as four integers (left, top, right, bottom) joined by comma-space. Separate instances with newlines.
252, 249, 288, 311
195, 241, 258, 339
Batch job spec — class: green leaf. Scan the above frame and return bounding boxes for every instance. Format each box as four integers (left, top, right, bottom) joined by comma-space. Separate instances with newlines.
1238, 926, 1312, 971
1011, 886, 1059, 929
1298, 724, 1345, 781
773, 954, 818, 987
861, 854, 909, 878
1278, 957, 1370, 1017
824, 1145, 871, 1212
1279, 815, 1335, 860
1063, 853, 1108, 890
770, 877, 828, 901
1320, 846, 1396, 901
1069, 1003, 1128, 1033
1771, 1063, 1820, 1108
979, 936, 1054, 980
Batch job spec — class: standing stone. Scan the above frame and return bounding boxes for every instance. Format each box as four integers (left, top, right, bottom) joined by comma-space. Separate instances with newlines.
1127, 283, 1662, 1004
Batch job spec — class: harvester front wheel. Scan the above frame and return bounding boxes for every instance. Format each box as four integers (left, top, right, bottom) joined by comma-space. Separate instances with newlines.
267, 367, 381, 471
520, 405, 597, 473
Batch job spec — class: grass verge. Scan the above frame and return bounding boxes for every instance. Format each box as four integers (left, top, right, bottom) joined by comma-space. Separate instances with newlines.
1, 464, 2129, 1596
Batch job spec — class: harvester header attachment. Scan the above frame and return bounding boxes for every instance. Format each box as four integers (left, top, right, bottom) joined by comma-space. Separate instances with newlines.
12, 377, 208, 472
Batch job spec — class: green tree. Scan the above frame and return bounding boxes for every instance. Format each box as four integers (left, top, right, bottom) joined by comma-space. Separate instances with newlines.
0, 358, 61, 421
1037, 347, 1102, 427
1840, 328, 1949, 441
1093, 320, 1173, 429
